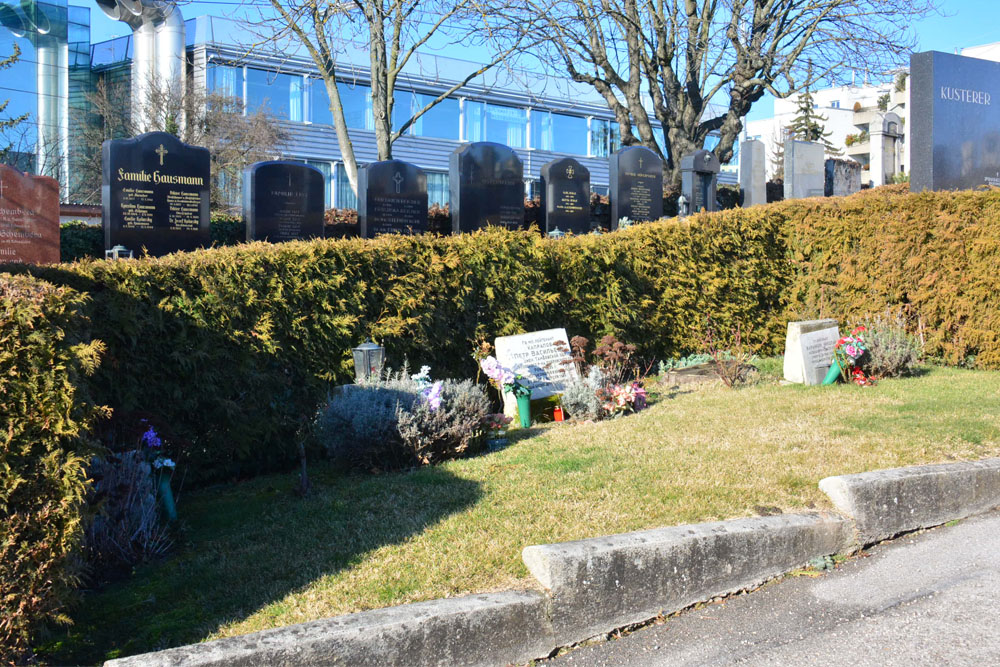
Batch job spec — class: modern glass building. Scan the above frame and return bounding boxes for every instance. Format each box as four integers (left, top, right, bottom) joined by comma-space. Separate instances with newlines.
3, 6, 736, 205
0, 0, 93, 186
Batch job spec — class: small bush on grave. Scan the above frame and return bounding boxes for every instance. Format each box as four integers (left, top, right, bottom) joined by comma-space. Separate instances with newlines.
84, 451, 172, 575
210, 212, 245, 246
860, 310, 923, 378
558, 335, 647, 420
316, 368, 490, 471
0, 274, 106, 664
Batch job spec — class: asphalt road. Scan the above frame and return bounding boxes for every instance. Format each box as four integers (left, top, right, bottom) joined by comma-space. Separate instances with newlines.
545, 510, 1000, 667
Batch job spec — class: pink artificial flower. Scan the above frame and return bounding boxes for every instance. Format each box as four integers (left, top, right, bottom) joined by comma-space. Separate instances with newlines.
844, 344, 859, 359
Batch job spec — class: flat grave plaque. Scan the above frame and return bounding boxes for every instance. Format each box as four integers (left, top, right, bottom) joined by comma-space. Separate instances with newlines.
495, 328, 580, 417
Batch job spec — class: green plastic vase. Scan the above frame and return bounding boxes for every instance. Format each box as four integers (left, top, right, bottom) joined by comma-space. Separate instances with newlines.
157, 472, 177, 522
822, 358, 843, 385
516, 393, 532, 428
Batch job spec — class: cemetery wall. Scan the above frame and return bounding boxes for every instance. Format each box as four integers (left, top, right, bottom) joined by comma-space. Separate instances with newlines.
6, 184, 1000, 487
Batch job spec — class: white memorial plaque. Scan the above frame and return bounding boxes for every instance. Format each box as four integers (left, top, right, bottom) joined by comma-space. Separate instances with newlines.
495, 328, 580, 415
783, 319, 840, 385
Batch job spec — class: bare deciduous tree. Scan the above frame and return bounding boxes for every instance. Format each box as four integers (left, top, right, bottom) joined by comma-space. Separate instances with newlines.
242, 0, 534, 194
72, 75, 285, 210
531, 0, 939, 183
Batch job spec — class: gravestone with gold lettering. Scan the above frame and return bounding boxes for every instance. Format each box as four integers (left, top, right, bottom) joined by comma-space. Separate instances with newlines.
0, 164, 60, 264
103, 131, 210, 256
540, 157, 590, 235
609, 146, 663, 229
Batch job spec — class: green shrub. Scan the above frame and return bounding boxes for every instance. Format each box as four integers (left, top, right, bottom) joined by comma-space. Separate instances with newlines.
0, 274, 105, 663
860, 310, 922, 378
316, 372, 489, 470
12, 185, 998, 485
210, 212, 245, 246
60, 220, 104, 262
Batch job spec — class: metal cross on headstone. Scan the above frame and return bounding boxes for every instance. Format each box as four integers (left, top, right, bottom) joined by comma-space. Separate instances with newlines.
566, 165, 575, 179
0, 178, 5, 200
393, 171, 404, 194
638, 157, 644, 169
288, 173, 292, 188
155, 144, 168, 166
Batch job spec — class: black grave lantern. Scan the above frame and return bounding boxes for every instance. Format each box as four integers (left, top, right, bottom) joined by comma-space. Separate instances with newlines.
352, 340, 385, 381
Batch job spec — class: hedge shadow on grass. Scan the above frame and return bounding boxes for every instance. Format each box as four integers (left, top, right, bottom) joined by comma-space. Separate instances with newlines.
42, 465, 483, 664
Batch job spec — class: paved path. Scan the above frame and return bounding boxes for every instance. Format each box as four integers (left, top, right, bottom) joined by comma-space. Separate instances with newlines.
545, 511, 1000, 666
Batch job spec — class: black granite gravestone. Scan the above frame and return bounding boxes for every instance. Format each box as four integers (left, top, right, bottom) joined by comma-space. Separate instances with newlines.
103, 131, 210, 256
358, 160, 428, 237
680, 150, 720, 213
449, 142, 524, 232
540, 157, 590, 235
244, 161, 325, 243
911, 51, 1000, 192
609, 146, 663, 228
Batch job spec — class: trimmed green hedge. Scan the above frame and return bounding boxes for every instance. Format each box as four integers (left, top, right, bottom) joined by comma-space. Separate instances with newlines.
0, 275, 105, 663
20, 185, 1000, 484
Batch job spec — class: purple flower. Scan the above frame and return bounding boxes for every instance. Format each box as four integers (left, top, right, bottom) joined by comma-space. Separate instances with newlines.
141, 426, 162, 449
422, 381, 444, 411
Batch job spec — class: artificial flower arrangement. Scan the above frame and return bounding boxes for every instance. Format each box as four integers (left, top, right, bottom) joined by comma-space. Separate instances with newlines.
411, 365, 444, 410
139, 422, 177, 521
479, 356, 531, 397
598, 381, 648, 417
829, 326, 875, 386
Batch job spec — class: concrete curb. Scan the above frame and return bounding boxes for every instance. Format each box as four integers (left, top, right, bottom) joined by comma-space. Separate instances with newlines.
104, 459, 1000, 666
819, 458, 1000, 546
522, 513, 852, 646
103, 590, 554, 667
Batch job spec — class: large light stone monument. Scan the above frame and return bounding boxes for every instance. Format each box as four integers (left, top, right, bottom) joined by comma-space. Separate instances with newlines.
784, 140, 826, 200
739, 140, 766, 207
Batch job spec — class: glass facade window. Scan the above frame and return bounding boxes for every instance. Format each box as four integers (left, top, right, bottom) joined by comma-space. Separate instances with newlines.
208, 64, 242, 98
551, 112, 587, 154
464, 100, 485, 142
427, 171, 448, 206
531, 110, 553, 150
590, 118, 622, 157
310, 79, 373, 130
246, 68, 303, 121
486, 103, 527, 148
304, 159, 333, 207
414, 93, 459, 140
335, 162, 357, 209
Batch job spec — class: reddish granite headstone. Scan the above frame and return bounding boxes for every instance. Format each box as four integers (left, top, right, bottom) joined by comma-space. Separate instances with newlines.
0, 164, 60, 264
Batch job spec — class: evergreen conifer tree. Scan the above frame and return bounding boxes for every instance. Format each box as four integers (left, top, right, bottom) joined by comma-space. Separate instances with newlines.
786, 84, 841, 156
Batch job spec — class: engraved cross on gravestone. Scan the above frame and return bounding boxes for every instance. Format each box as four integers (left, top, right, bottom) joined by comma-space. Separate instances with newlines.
393, 171, 404, 194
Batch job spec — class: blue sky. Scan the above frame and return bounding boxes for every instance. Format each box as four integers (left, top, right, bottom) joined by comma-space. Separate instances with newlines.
76, 0, 1000, 122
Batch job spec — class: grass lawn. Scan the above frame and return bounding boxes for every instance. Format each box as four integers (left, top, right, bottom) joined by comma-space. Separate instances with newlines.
43, 365, 1000, 664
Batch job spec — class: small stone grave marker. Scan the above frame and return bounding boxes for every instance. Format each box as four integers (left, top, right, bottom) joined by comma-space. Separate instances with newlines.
0, 164, 60, 264
783, 319, 840, 385
358, 159, 428, 237
495, 328, 580, 418
244, 161, 325, 242
103, 131, 210, 256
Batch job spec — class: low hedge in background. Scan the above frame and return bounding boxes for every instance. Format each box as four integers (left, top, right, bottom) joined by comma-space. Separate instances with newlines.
0, 275, 105, 664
